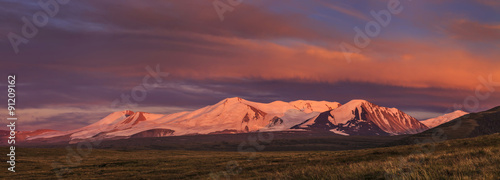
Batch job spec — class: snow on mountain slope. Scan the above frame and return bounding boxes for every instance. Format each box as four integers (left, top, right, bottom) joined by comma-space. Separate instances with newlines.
28, 97, 342, 143
420, 110, 468, 128
27, 98, 436, 143
146, 97, 275, 135
27, 110, 166, 141
259, 100, 342, 131
289, 100, 341, 113
145, 97, 341, 136
261, 109, 321, 132
71, 111, 166, 140
291, 100, 429, 135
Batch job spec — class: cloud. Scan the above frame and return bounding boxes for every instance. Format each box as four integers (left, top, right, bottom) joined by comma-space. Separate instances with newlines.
316, 0, 370, 21
476, 0, 500, 8
445, 19, 500, 42
5, 78, 500, 131
2, 0, 499, 131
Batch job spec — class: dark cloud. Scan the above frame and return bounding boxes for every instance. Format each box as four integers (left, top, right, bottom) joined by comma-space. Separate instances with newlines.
1, 0, 499, 130
445, 19, 500, 42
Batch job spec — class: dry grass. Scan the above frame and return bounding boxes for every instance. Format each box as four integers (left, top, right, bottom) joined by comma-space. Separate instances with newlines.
1, 133, 499, 179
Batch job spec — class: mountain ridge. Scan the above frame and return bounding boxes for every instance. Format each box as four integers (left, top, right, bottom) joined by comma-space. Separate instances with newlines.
420, 110, 468, 128
289, 99, 428, 135
18, 97, 467, 144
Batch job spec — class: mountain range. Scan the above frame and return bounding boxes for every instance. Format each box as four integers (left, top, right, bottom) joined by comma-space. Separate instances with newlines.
395, 106, 500, 145
8, 97, 469, 144
420, 110, 468, 128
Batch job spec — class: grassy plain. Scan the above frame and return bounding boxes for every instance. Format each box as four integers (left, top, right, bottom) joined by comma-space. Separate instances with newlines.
1, 133, 499, 179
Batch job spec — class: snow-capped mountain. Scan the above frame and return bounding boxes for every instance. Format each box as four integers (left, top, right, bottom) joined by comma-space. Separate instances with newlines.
27, 97, 342, 143
290, 100, 429, 135
26, 98, 435, 143
420, 110, 468, 128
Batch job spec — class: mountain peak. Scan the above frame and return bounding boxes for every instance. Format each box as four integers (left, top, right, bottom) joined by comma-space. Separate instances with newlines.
339, 99, 374, 110
122, 110, 135, 116
223, 97, 245, 103
296, 99, 428, 135
216, 97, 247, 107
25, 98, 432, 143
421, 110, 469, 128
452, 110, 467, 114
345, 99, 371, 105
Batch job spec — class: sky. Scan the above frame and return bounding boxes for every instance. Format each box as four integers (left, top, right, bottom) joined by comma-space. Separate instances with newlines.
1, 0, 500, 131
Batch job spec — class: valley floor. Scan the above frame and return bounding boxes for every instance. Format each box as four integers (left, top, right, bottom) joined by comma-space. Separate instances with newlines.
1, 133, 499, 179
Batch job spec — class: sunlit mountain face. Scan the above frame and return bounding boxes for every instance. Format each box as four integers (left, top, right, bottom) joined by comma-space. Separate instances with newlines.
1, 0, 499, 132
2, 1, 500, 179
1, 98, 469, 145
